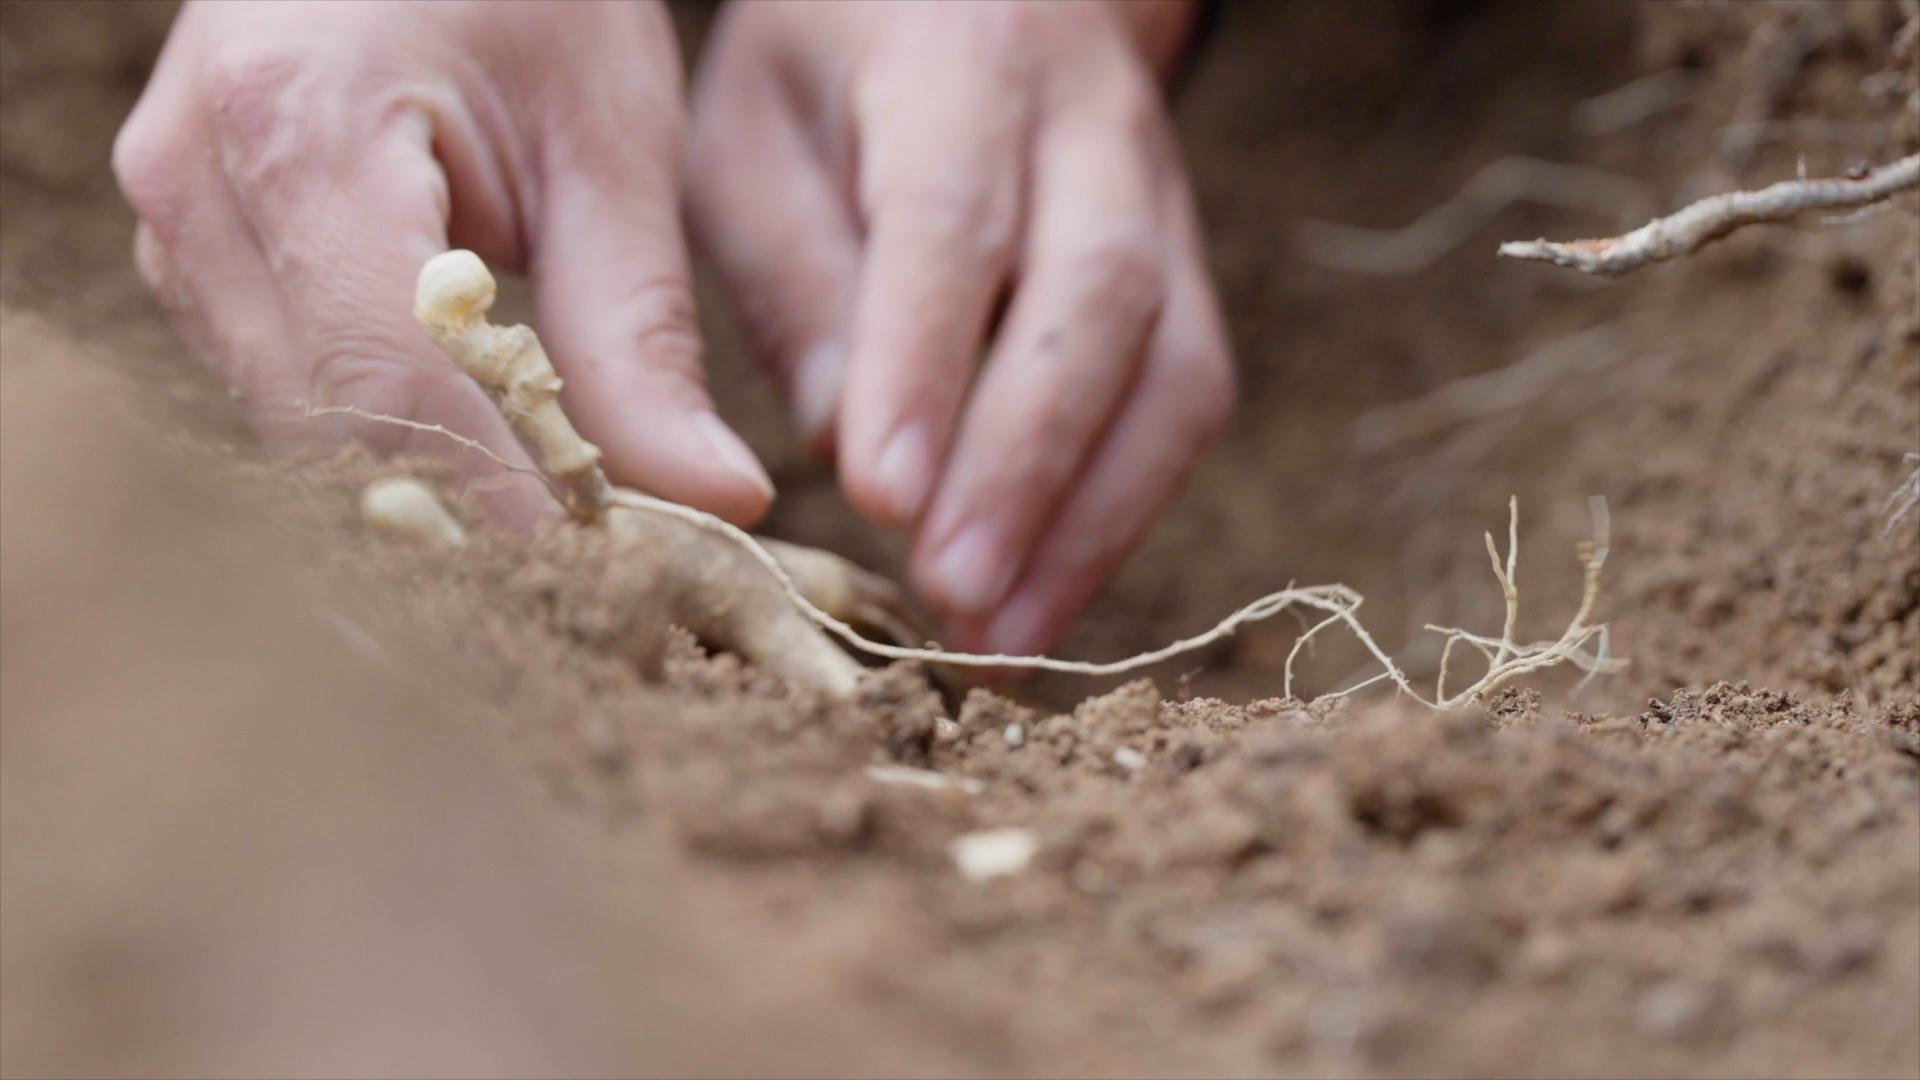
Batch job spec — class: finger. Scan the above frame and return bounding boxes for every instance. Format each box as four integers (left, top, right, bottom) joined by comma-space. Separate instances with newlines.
530, 71, 776, 528
205, 73, 552, 525
834, 55, 1031, 525
130, 207, 309, 427
686, 18, 861, 456
966, 192, 1235, 659
114, 54, 310, 424
908, 113, 1165, 619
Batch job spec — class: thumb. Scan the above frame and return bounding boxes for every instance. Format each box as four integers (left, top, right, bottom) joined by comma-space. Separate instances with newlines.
530, 110, 774, 527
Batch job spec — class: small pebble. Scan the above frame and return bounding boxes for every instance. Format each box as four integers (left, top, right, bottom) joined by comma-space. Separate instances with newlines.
949, 827, 1040, 882
1113, 747, 1147, 771
1004, 722, 1026, 748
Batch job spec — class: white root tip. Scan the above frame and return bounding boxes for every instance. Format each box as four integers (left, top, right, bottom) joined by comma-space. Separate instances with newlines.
360, 476, 467, 551
415, 249, 496, 330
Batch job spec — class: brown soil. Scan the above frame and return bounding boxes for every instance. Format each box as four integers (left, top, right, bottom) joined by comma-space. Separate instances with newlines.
3, 1, 1916, 1077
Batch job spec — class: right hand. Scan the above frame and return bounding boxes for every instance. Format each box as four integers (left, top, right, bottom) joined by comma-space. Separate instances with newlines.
114, 0, 776, 528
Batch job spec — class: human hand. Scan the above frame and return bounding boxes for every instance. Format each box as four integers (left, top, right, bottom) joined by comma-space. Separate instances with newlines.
687, 0, 1235, 657
115, 0, 775, 528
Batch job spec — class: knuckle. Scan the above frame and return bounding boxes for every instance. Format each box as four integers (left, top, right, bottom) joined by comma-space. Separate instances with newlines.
988, 2, 1052, 44
1073, 228, 1164, 313
1111, 80, 1168, 143
307, 325, 426, 407
975, 0, 1080, 50
206, 44, 306, 142
307, 349, 453, 454
204, 45, 311, 188
111, 114, 187, 232
613, 277, 710, 399
872, 179, 1023, 274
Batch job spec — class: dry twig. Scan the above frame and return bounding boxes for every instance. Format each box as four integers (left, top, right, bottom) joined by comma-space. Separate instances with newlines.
1499, 154, 1920, 276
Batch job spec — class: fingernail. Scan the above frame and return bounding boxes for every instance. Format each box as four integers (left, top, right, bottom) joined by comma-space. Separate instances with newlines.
695, 411, 775, 501
926, 522, 1016, 616
985, 590, 1054, 658
793, 342, 846, 447
873, 421, 934, 521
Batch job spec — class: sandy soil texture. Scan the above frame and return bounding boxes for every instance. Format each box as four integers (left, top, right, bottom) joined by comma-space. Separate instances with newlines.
2, 1, 1916, 1076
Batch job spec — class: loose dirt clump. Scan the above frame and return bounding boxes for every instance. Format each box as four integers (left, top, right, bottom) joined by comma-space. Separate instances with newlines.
2, 1, 1916, 1077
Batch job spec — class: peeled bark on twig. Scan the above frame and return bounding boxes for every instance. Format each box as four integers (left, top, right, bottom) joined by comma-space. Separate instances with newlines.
1499, 154, 1920, 277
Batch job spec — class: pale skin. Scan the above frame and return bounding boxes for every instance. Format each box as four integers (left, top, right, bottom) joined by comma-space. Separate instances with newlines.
115, 0, 1235, 660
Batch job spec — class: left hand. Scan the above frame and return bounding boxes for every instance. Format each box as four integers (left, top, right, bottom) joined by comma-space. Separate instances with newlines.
687, 0, 1235, 658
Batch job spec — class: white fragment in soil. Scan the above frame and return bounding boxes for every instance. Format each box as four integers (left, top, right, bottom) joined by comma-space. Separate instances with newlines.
949, 828, 1040, 882
1635, 980, 1713, 1042
360, 475, 467, 551
1113, 747, 1148, 771
934, 717, 963, 744
1004, 722, 1026, 748
864, 764, 984, 796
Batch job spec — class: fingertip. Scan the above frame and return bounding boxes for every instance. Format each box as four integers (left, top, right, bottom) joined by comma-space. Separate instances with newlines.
843, 419, 935, 526
912, 520, 1017, 620
983, 588, 1063, 660
691, 410, 777, 524
791, 340, 847, 455
942, 612, 995, 655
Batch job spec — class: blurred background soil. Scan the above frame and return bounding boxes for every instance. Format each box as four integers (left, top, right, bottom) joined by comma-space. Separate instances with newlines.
2, 1, 1916, 1077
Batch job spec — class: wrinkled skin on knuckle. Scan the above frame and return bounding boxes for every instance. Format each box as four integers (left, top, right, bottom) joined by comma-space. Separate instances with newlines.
856, 147, 1022, 261
580, 277, 709, 400
849, 50, 1026, 228
302, 338, 443, 443
524, 3, 684, 165
1071, 227, 1166, 319
204, 44, 321, 195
